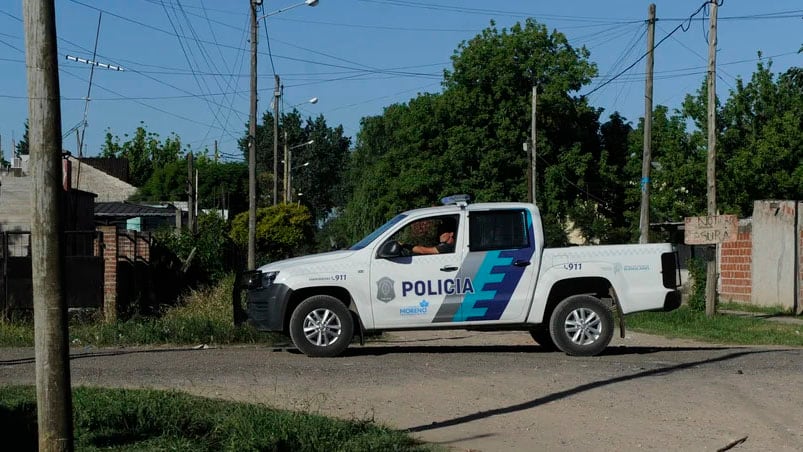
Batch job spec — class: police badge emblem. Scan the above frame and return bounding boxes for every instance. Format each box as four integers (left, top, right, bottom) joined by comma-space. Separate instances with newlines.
376, 277, 395, 302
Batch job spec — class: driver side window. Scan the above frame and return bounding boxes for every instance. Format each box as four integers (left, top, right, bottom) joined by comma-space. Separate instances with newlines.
389, 215, 459, 255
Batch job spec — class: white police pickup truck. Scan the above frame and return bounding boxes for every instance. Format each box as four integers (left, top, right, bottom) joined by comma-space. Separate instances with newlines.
243, 195, 681, 357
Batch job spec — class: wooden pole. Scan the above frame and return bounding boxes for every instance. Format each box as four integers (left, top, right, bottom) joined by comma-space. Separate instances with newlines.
639, 4, 656, 244
23, 0, 74, 450
247, 0, 258, 270
705, 0, 719, 317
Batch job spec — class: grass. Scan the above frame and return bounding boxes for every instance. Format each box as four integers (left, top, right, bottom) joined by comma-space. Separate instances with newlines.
0, 274, 282, 348
627, 306, 803, 347
1, 276, 801, 349
0, 385, 433, 451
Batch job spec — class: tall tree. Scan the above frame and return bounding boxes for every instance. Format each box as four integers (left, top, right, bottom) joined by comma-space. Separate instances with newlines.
15, 120, 30, 156
340, 19, 600, 245
101, 123, 183, 186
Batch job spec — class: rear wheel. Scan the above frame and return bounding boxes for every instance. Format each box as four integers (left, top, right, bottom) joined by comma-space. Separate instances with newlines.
549, 295, 613, 356
289, 295, 354, 357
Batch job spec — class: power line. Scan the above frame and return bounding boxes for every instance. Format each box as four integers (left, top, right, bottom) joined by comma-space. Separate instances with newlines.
582, 0, 715, 98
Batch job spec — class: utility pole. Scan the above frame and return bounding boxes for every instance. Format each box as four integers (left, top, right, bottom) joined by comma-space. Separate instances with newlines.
247, 0, 259, 270
23, 0, 74, 450
639, 3, 656, 244
531, 85, 537, 205
187, 152, 196, 234
705, 0, 719, 318
272, 75, 281, 206
283, 130, 289, 203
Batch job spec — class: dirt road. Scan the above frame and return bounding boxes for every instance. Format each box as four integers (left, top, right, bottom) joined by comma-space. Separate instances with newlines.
1, 331, 801, 451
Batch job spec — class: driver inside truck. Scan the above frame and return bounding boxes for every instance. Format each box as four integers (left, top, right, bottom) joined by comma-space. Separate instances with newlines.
410, 219, 456, 255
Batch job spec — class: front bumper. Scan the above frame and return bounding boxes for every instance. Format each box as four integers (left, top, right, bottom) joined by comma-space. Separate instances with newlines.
246, 283, 292, 332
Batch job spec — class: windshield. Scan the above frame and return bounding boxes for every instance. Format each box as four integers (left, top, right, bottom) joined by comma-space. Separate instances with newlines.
349, 214, 408, 250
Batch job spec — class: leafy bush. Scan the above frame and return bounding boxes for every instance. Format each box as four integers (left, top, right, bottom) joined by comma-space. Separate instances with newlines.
229, 203, 315, 264
155, 212, 238, 283
687, 257, 706, 312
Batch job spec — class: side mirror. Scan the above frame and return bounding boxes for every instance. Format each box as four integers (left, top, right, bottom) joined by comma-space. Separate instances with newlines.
377, 240, 402, 259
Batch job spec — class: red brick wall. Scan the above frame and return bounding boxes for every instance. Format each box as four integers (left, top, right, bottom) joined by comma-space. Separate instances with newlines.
116, 231, 152, 263
719, 227, 752, 303
97, 225, 117, 322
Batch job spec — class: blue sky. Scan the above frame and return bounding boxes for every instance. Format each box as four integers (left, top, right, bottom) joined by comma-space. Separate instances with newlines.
0, 0, 800, 162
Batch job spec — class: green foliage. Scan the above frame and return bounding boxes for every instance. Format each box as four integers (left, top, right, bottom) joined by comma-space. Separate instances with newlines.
0, 275, 278, 347
229, 203, 315, 264
14, 120, 29, 156
101, 122, 183, 186
237, 110, 350, 221
340, 19, 600, 245
686, 257, 707, 312
0, 386, 431, 451
154, 213, 234, 282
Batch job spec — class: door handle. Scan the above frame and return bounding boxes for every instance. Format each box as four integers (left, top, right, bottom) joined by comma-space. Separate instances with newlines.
440, 266, 458, 272
513, 260, 531, 267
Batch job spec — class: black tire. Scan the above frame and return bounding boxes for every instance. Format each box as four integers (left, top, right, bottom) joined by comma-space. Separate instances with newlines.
529, 326, 557, 351
289, 295, 354, 357
549, 295, 613, 357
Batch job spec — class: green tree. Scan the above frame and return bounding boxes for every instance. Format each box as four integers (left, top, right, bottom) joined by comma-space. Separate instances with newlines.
237, 110, 350, 218
341, 19, 600, 246
101, 123, 183, 186
134, 157, 249, 217
15, 120, 29, 156
624, 105, 706, 230
229, 203, 315, 264
717, 62, 803, 214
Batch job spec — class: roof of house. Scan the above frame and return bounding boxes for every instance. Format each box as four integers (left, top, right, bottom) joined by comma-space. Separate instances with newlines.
94, 202, 177, 218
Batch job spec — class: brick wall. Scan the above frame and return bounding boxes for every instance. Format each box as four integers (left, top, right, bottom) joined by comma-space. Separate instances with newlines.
719, 224, 752, 303
116, 230, 152, 263
97, 225, 117, 322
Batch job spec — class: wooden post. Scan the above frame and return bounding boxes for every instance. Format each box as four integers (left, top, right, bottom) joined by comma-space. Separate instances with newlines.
705, 0, 719, 317
639, 4, 656, 244
23, 0, 74, 450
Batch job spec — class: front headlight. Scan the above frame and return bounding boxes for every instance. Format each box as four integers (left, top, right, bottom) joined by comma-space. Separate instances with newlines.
242, 270, 279, 290
262, 271, 279, 287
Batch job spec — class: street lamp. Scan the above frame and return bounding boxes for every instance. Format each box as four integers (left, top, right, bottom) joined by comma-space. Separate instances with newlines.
257, 0, 319, 20
286, 140, 314, 203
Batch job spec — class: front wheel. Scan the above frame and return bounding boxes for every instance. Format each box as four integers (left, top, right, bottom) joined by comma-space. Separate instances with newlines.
549, 295, 613, 357
529, 326, 557, 351
289, 295, 354, 357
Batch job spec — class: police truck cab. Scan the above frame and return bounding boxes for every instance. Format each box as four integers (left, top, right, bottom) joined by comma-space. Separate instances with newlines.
243, 195, 681, 357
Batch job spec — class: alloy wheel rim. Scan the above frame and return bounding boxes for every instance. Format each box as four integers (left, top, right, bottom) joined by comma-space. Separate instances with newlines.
563, 307, 602, 345
302, 308, 342, 346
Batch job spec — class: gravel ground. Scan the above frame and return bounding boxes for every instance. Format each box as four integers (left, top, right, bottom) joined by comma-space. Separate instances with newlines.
1, 330, 802, 451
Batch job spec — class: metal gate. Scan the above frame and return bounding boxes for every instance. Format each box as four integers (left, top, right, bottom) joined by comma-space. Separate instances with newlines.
0, 231, 104, 316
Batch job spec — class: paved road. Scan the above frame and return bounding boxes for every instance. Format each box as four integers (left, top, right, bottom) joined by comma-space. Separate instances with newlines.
1, 331, 802, 451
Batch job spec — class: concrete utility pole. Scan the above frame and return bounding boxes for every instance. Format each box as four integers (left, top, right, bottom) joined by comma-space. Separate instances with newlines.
639, 3, 656, 244
23, 0, 74, 450
272, 75, 281, 206
531, 85, 537, 205
283, 130, 289, 203
705, 0, 719, 318
187, 152, 196, 234
247, 0, 258, 270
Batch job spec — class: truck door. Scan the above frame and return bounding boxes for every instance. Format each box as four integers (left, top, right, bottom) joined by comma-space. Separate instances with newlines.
431, 208, 539, 323
370, 214, 466, 328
